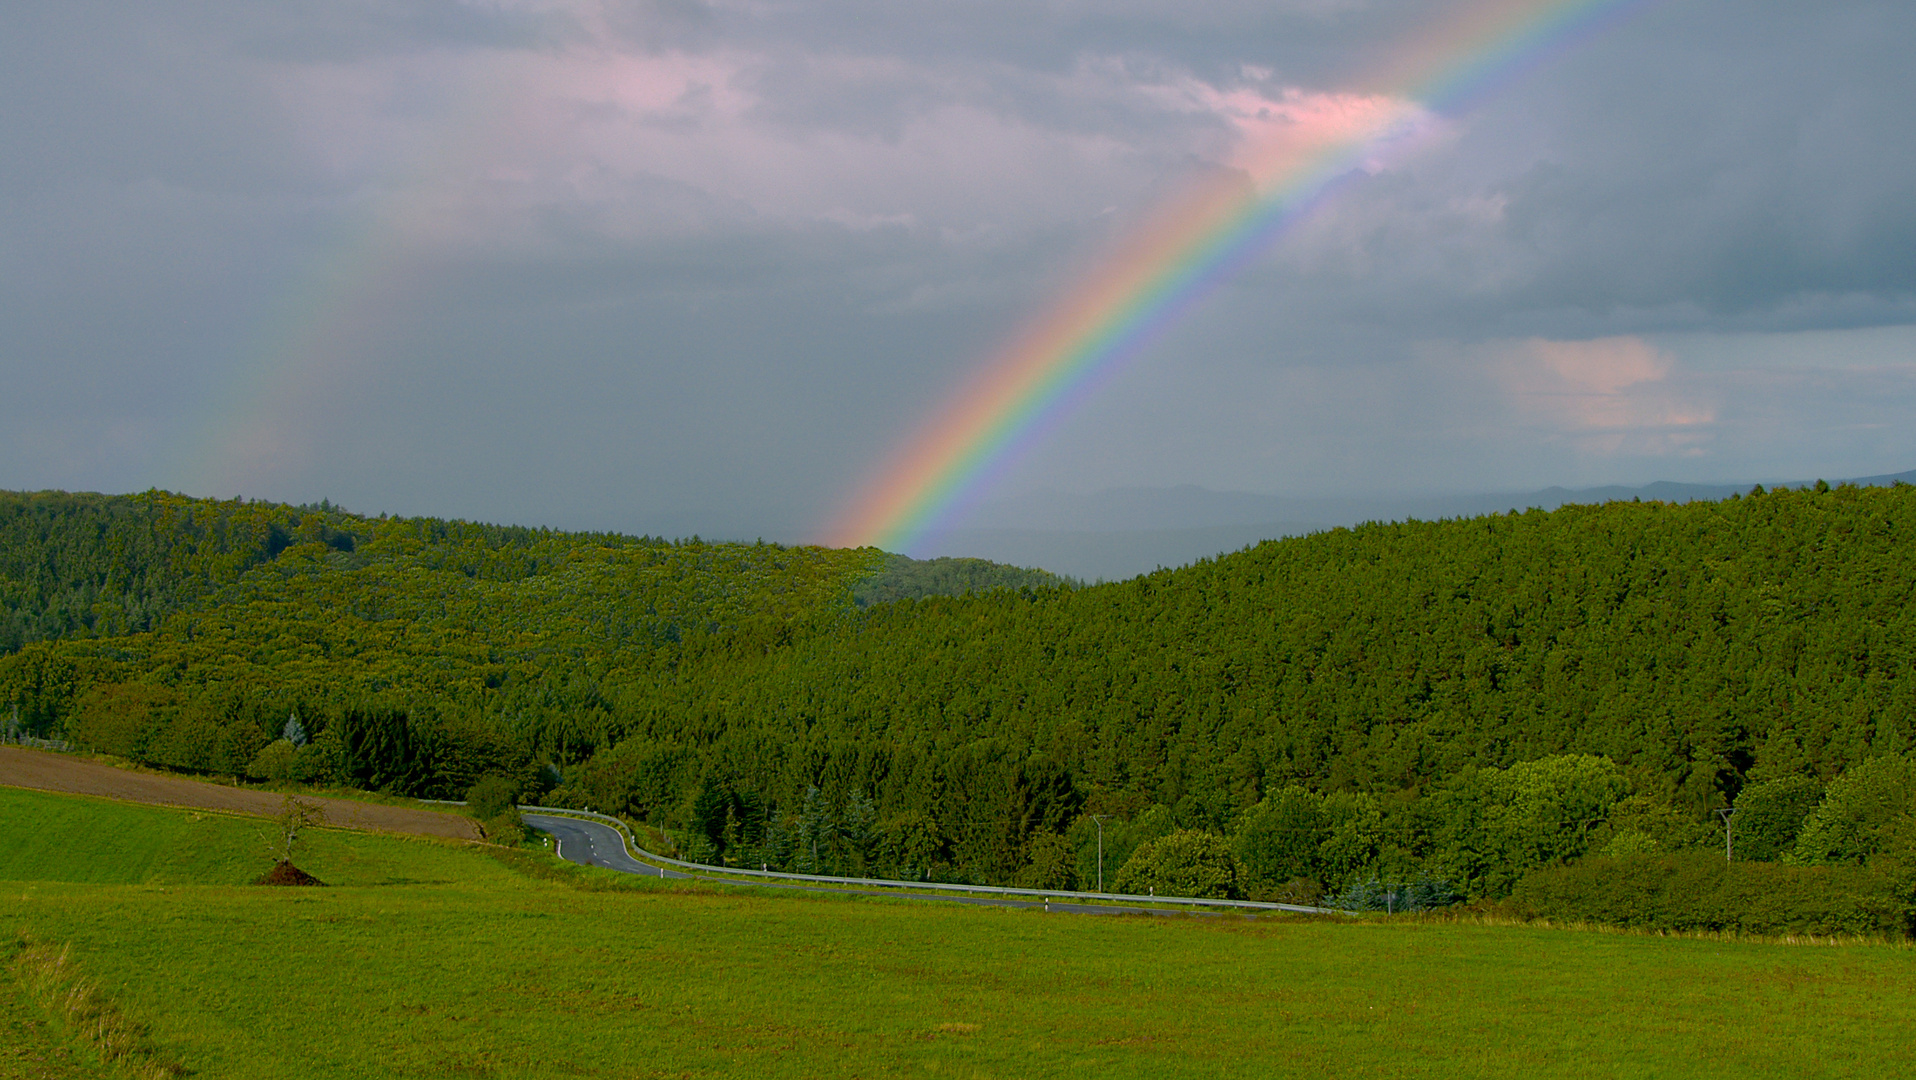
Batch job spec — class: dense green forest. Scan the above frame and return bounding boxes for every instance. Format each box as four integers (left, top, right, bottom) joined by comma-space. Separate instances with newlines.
6, 484, 1916, 926
0, 488, 883, 777
852, 553, 1070, 606
0, 490, 354, 651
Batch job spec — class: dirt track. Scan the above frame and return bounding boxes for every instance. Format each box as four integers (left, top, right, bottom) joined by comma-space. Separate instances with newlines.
0, 746, 480, 840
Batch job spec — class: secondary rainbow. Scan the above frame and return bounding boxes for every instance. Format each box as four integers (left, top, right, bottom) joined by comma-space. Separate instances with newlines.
177, 72, 527, 499
824, 0, 1654, 553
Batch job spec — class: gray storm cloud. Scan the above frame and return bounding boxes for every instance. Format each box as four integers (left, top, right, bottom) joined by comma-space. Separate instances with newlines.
2, 0, 1913, 541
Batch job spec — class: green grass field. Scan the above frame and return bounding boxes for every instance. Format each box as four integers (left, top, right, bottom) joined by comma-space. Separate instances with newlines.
5, 786, 1915, 1079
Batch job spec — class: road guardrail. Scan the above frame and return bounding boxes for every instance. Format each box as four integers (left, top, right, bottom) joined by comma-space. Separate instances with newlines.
517, 805, 1345, 916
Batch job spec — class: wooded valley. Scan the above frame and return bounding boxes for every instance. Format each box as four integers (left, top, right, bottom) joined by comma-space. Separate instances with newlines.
5, 484, 1915, 931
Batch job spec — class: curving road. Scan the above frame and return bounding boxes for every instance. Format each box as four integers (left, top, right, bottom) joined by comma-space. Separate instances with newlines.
527, 814, 689, 878
521, 813, 1176, 916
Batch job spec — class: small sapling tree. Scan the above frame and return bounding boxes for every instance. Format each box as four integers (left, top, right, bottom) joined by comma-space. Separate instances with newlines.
266, 793, 323, 864
256, 794, 326, 885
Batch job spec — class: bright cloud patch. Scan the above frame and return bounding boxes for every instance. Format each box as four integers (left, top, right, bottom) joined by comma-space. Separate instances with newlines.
1181, 82, 1438, 185
266, 40, 1356, 250
1502, 336, 1715, 456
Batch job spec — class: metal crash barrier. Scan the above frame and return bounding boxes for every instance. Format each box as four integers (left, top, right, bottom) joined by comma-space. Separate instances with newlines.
518, 805, 1346, 916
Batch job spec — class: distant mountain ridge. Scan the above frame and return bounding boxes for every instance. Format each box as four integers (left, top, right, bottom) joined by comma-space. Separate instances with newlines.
923, 469, 1916, 580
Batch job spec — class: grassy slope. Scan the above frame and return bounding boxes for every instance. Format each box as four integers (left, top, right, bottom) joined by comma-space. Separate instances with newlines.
0, 999, 94, 1080
0, 977, 95, 1080
0, 785, 481, 886
4, 787, 1916, 1078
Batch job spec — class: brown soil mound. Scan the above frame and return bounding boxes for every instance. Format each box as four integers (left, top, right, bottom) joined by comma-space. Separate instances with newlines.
256, 860, 325, 886
0, 745, 480, 840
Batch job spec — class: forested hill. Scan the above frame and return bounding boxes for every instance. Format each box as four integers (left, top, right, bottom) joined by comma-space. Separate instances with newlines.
852, 553, 1072, 606
0, 490, 364, 652
0, 490, 884, 748
0, 491, 1060, 653
8, 483, 1916, 906
611, 482, 1916, 885
679, 481, 1916, 797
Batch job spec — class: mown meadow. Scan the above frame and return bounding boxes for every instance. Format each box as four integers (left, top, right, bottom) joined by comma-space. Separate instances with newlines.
4, 786, 1915, 1079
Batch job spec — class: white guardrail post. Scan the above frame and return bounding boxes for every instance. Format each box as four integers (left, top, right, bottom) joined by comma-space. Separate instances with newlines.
515, 804, 1348, 916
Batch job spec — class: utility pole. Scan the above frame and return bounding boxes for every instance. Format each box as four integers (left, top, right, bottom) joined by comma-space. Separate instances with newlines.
1716, 807, 1736, 863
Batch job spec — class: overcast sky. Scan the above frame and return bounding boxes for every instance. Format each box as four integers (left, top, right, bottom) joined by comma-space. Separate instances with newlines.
5, 0, 1914, 543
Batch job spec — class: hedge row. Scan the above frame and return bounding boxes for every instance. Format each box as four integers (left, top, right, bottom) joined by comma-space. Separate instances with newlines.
1511, 852, 1915, 938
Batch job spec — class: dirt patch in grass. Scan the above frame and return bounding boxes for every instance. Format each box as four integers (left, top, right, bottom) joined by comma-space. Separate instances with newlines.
0, 746, 479, 840
256, 861, 325, 887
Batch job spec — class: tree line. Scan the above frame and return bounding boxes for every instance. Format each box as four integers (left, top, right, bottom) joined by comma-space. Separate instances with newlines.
6, 484, 1916, 926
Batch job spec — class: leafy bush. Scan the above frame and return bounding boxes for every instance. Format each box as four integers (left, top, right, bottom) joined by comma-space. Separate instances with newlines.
1269, 877, 1324, 905
67, 683, 177, 760
1231, 787, 1382, 897
1232, 787, 1330, 889
288, 739, 333, 783
1112, 829, 1242, 899
467, 775, 520, 820
1432, 754, 1630, 896
1070, 805, 1174, 893
246, 739, 297, 781
1512, 852, 1912, 938
1007, 832, 1070, 890
1788, 755, 1916, 866
1317, 793, 1385, 885
539, 785, 587, 810
482, 808, 529, 846
1733, 775, 1823, 861
1590, 793, 1718, 856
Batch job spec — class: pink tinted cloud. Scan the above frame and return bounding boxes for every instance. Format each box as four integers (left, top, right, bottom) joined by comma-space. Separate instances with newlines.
1502, 336, 1716, 455
1173, 81, 1438, 185
265, 31, 1459, 253
546, 49, 753, 119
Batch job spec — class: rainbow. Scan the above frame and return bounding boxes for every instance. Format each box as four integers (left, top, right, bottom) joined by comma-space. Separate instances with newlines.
824, 0, 1654, 552
176, 74, 526, 499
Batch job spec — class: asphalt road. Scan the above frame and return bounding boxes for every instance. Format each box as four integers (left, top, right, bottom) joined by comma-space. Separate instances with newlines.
524, 814, 689, 879
520, 813, 1184, 916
